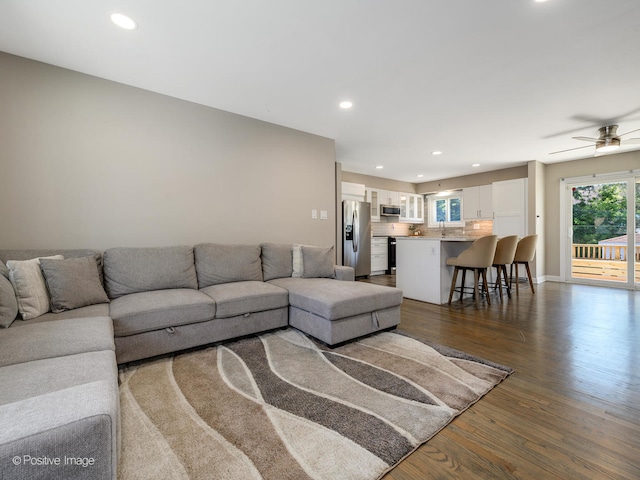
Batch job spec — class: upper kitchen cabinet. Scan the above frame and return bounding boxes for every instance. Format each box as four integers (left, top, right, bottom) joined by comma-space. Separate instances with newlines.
399, 193, 424, 223
379, 190, 400, 206
366, 188, 381, 222
342, 182, 366, 202
493, 178, 527, 237
463, 185, 493, 220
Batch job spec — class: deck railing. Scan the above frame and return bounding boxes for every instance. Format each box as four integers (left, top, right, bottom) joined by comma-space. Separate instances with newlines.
572, 243, 640, 282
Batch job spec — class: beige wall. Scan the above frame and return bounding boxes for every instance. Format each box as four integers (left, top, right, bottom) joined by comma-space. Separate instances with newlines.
0, 52, 336, 250
416, 165, 528, 194
543, 150, 640, 278
341, 171, 417, 194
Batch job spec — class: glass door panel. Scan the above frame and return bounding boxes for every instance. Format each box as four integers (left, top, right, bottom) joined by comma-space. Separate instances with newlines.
570, 181, 628, 284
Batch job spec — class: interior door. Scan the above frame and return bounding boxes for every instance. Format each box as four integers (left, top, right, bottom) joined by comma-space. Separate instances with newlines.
567, 176, 638, 289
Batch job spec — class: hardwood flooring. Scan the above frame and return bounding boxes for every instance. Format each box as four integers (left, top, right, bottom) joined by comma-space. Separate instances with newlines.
361, 275, 640, 480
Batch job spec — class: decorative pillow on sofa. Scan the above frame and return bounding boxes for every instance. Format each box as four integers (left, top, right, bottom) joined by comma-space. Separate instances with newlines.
6, 255, 63, 320
0, 274, 18, 328
260, 243, 293, 281
292, 245, 335, 279
0, 261, 10, 280
40, 257, 110, 313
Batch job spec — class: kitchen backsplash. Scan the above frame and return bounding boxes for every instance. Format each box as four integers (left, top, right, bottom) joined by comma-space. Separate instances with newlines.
371, 220, 493, 238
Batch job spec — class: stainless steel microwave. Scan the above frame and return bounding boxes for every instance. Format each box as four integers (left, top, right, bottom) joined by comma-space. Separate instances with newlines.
380, 205, 401, 216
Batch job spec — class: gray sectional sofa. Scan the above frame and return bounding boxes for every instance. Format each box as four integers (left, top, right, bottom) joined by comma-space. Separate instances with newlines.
0, 243, 402, 480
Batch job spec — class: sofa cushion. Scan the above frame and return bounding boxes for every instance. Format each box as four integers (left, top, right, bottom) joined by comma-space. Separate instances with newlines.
260, 243, 293, 281
200, 281, 289, 319
103, 246, 198, 298
194, 243, 263, 288
40, 256, 110, 313
0, 350, 117, 406
268, 277, 403, 321
0, 275, 18, 328
6, 255, 64, 320
0, 316, 115, 368
9, 303, 110, 326
109, 289, 216, 336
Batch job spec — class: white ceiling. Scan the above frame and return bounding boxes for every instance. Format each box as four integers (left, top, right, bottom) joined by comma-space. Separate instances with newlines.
2, 0, 640, 183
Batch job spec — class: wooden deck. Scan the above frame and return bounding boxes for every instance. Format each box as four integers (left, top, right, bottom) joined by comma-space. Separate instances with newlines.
571, 243, 640, 282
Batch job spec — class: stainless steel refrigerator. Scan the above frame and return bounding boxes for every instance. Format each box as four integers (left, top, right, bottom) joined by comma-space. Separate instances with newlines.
343, 200, 371, 278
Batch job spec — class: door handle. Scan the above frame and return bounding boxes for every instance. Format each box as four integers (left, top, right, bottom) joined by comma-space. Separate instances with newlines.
353, 210, 359, 253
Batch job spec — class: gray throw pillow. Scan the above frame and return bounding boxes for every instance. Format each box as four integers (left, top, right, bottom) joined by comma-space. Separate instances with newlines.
40, 257, 110, 313
0, 262, 10, 280
300, 245, 335, 278
0, 274, 18, 328
260, 243, 293, 281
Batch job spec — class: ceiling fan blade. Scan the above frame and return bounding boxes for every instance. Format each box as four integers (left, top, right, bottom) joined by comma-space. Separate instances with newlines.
618, 128, 640, 137
549, 145, 593, 155
571, 136, 599, 142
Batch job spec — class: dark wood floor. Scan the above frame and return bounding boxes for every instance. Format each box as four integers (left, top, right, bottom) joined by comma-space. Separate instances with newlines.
361, 275, 640, 480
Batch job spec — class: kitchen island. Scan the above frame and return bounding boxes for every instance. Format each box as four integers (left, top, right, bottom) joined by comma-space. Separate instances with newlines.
396, 237, 477, 304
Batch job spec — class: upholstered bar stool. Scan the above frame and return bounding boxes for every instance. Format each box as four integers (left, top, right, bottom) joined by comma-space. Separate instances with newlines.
510, 234, 538, 294
447, 235, 498, 308
491, 235, 519, 302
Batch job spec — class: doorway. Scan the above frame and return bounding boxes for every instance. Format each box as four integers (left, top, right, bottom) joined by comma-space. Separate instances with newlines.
563, 174, 639, 289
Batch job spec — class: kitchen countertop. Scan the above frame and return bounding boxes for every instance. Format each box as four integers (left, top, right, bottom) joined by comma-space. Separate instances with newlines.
396, 236, 478, 242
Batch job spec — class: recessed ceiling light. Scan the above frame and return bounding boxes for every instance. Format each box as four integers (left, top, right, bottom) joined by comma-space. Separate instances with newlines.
339, 101, 353, 109
110, 13, 137, 30
472, 163, 481, 167
375, 165, 384, 169
431, 151, 442, 156
417, 174, 424, 178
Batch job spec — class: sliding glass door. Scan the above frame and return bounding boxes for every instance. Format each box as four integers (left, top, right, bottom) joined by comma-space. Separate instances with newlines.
566, 174, 639, 289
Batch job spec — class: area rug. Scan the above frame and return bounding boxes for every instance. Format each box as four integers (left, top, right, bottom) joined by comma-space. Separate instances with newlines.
118, 329, 513, 480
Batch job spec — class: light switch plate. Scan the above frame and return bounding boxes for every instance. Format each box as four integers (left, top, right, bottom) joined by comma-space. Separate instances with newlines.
320, 210, 328, 220
312, 209, 318, 219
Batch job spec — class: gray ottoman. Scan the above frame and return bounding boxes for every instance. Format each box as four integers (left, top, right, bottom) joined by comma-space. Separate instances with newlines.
268, 278, 403, 345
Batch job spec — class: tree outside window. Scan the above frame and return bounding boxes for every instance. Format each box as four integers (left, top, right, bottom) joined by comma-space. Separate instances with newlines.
428, 193, 463, 227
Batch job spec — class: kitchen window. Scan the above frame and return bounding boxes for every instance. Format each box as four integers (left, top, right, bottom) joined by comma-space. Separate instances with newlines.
427, 192, 463, 227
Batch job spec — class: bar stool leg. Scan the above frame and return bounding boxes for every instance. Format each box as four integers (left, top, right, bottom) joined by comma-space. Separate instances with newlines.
525, 262, 535, 294
460, 268, 467, 301
481, 268, 491, 305
473, 269, 480, 308
495, 266, 504, 303
448, 267, 459, 305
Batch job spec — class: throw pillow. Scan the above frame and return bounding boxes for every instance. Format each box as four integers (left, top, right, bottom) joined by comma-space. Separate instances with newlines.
260, 243, 293, 281
40, 257, 110, 313
0, 274, 18, 328
0, 262, 10, 280
300, 245, 335, 278
6, 255, 64, 320
292, 245, 304, 278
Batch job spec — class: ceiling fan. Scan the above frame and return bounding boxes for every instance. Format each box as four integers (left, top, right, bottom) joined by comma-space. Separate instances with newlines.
549, 125, 640, 155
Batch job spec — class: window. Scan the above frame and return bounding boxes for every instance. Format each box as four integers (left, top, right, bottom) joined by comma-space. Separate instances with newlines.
427, 193, 463, 227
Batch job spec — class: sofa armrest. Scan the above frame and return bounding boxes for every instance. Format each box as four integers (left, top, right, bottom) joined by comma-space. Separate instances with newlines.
334, 265, 355, 281
0, 381, 119, 480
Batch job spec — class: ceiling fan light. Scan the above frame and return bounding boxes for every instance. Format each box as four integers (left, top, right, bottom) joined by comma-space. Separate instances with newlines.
595, 137, 620, 153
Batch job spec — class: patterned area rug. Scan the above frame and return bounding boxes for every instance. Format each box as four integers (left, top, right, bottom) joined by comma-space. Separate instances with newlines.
118, 329, 513, 480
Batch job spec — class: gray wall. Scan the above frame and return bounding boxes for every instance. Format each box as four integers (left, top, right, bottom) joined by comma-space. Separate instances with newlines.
0, 52, 336, 250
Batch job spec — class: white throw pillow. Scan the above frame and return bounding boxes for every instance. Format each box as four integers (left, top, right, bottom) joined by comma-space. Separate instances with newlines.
292, 245, 304, 277
6, 255, 64, 320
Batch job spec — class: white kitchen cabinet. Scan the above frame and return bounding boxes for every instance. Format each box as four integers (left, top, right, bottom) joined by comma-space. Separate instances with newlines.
371, 237, 388, 275
379, 190, 400, 206
463, 185, 492, 219
493, 178, 527, 237
366, 188, 381, 222
399, 193, 424, 223
342, 182, 366, 202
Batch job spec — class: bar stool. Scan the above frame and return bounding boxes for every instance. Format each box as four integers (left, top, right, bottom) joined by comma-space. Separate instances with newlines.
510, 234, 538, 294
491, 235, 519, 302
447, 235, 498, 308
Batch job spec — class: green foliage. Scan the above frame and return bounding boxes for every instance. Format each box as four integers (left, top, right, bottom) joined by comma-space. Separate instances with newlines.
572, 183, 628, 244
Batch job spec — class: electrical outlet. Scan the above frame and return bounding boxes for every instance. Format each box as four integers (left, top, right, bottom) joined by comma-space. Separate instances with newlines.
320, 210, 328, 220
473, 223, 480, 230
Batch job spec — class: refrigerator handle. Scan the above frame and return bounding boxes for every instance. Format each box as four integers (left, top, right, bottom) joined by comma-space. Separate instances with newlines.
353, 209, 358, 253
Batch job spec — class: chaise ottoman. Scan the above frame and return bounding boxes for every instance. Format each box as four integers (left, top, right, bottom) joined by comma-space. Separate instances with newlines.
267, 277, 403, 346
